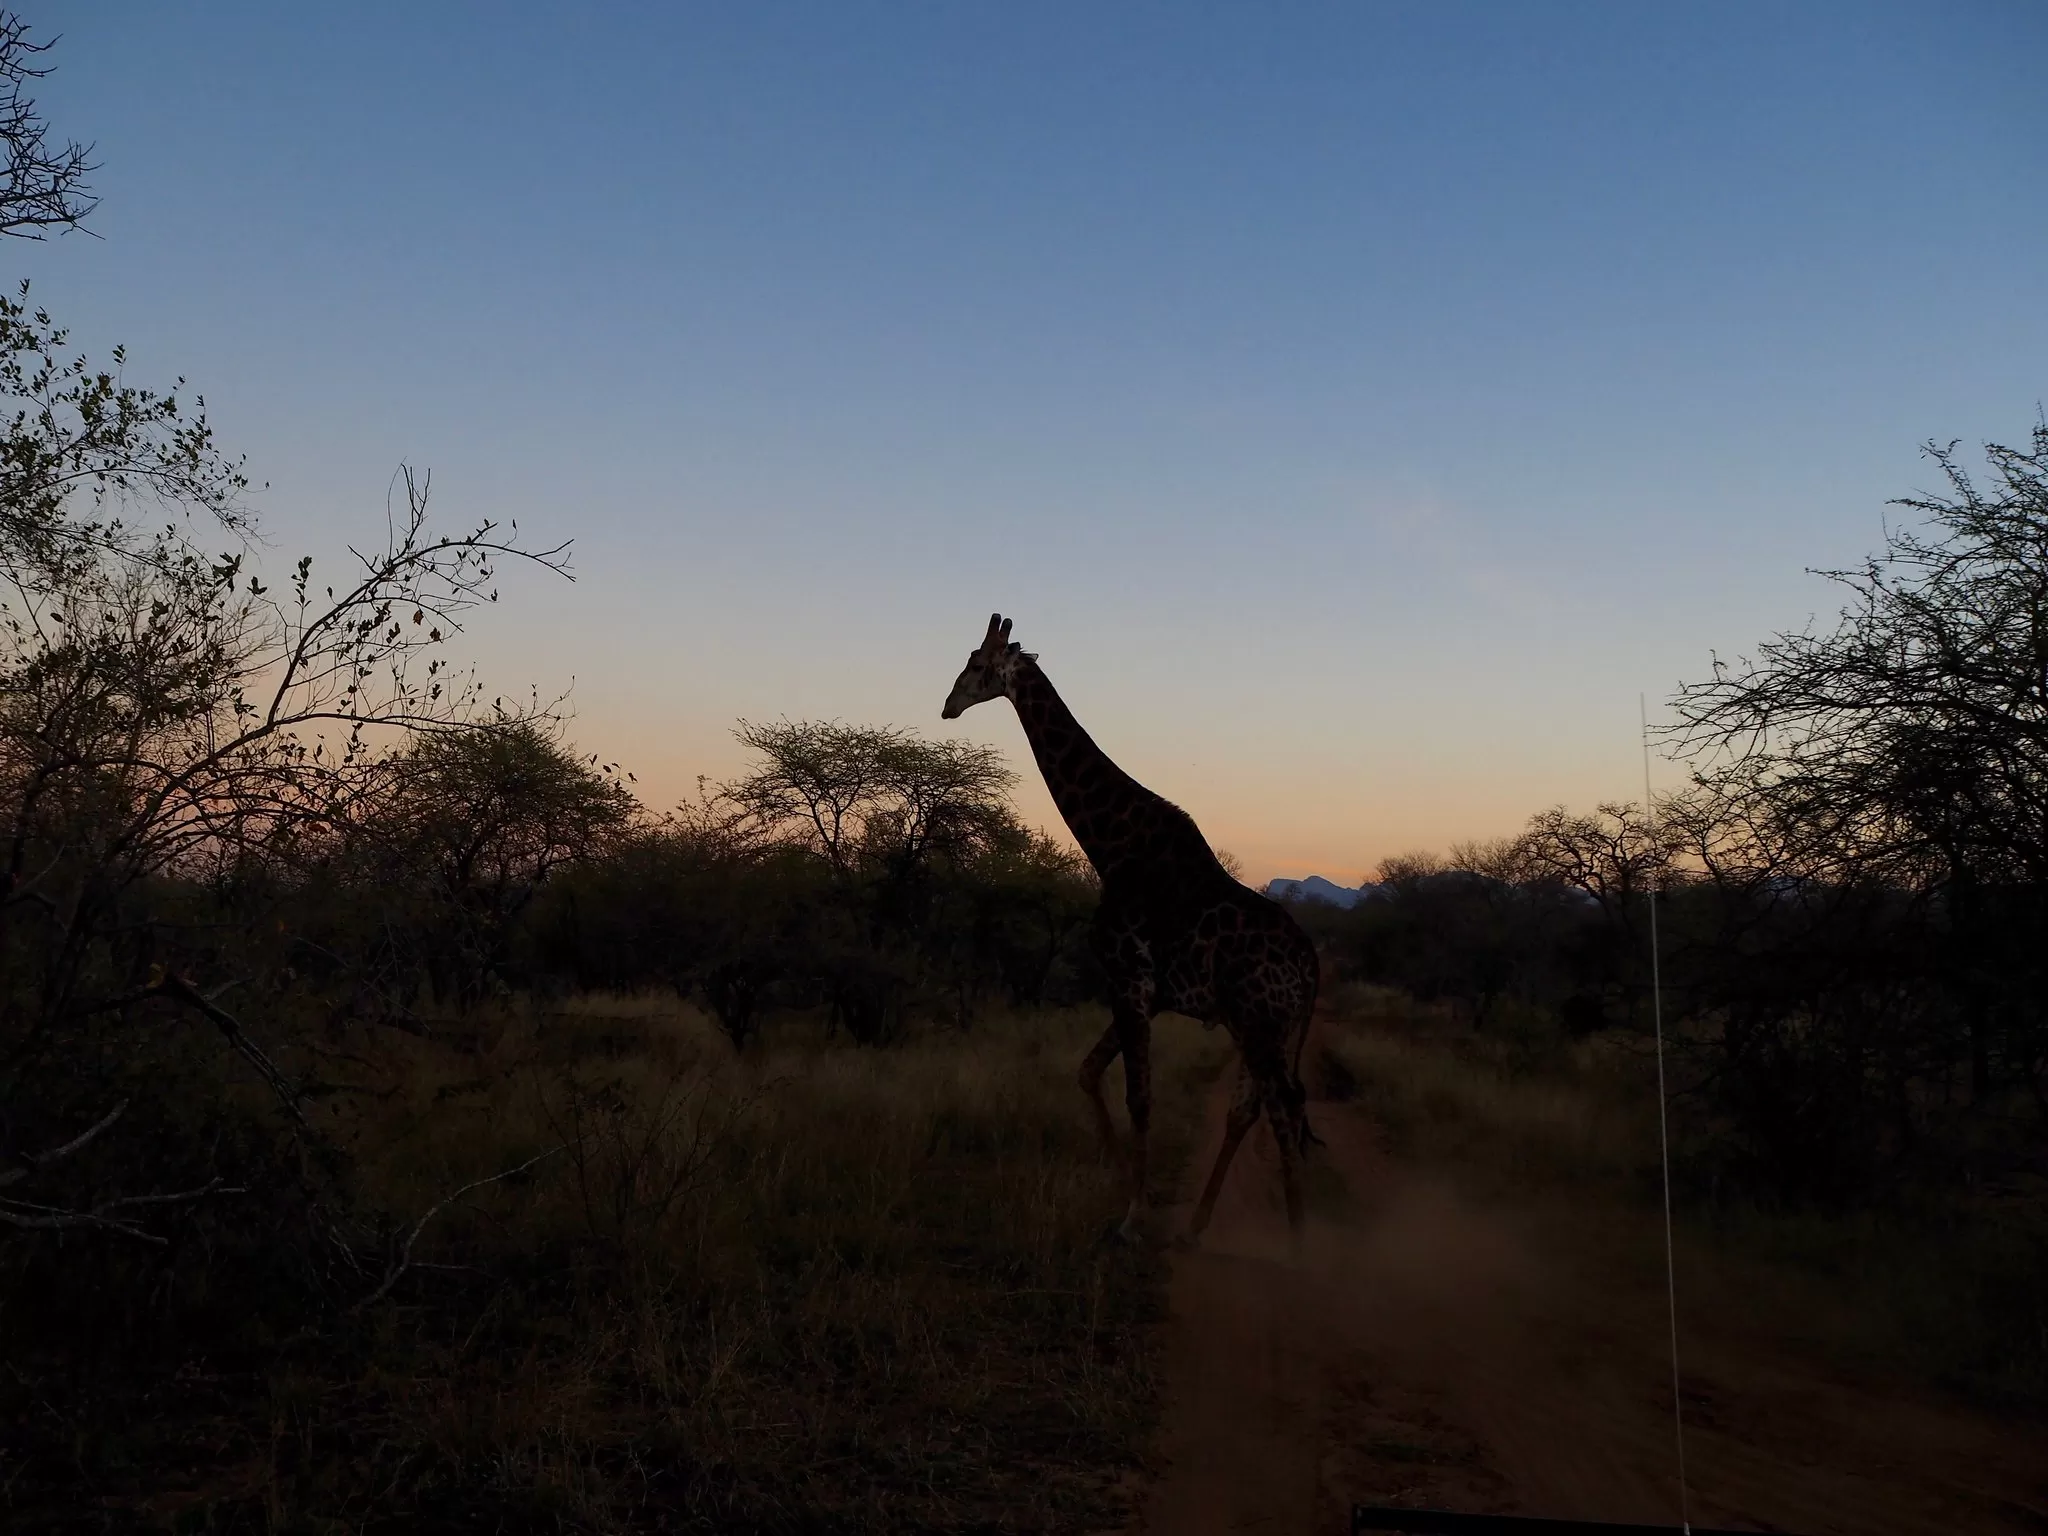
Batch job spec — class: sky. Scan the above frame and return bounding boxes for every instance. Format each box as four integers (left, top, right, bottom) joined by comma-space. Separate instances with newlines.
15, 2, 2046, 883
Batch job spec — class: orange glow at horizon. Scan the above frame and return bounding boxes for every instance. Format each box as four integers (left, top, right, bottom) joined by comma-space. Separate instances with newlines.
591, 710, 1642, 891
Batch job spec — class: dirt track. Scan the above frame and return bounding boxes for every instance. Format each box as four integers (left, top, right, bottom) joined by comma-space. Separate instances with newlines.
1134, 1037, 2048, 1535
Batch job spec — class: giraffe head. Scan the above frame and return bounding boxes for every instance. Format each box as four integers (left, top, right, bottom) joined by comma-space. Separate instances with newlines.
941, 612, 1028, 719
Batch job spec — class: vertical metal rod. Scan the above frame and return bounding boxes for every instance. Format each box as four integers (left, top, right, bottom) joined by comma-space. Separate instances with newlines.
1640, 694, 1691, 1536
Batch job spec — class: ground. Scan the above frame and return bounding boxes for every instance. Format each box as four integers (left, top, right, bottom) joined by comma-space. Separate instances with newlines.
1132, 1021, 2048, 1536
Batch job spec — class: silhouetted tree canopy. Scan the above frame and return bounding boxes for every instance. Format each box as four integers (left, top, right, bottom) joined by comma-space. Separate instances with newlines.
1671, 425, 2048, 889
728, 718, 1017, 878
0, 13, 94, 239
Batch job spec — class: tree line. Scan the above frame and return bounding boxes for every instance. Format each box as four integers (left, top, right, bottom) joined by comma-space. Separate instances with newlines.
1294, 425, 2048, 1206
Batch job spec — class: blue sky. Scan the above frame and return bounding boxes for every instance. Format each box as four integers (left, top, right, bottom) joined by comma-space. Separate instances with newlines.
18, 2, 2046, 879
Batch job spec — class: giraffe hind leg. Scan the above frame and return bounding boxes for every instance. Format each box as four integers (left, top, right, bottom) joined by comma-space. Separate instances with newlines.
1237, 1025, 1312, 1249
1184, 1063, 1260, 1246
1257, 1062, 1316, 1260
1265, 1075, 1309, 1240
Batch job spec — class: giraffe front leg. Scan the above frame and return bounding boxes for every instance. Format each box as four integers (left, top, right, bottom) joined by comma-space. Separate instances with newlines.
1084, 910, 1155, 1241
1117, 1007, 1152, 1241
1076, 1023, 1123, 1166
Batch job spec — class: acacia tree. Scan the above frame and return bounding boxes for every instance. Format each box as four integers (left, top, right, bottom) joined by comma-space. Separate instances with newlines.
1669, 425, 2048, 1105
724, 720, 1017, 1039
1672, 426, 2048, 887
1514, 802, 1678, 925
727, 720, 1015, 880
359, 717, 635, 1004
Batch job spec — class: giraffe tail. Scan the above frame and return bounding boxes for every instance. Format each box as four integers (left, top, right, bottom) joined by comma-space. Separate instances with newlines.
1298, 1110, 1326, 1156
1287, 1073, 1324, 1155
1286, 996, 1323, 1157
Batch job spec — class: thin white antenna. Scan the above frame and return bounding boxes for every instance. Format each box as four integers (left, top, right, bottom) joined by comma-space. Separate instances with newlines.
1641, 693, 1692, 1536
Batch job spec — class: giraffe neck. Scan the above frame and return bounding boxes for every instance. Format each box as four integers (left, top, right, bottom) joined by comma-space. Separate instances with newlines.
1005, 657, 1167, 881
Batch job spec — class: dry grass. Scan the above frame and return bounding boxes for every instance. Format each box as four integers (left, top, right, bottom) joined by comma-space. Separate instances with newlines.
1316, 984, 1652, 1194
1313, 985, 2048, 1411
11, 999, 1232, 1533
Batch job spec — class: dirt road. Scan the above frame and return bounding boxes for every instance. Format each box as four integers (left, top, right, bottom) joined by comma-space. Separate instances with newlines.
1135, 1046, 2048, 1535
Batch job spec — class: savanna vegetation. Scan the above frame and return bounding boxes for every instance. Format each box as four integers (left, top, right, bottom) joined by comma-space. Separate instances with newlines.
1288, 427, 2048, 1404
0, 20, 1187, 1530
0, 245, 1149, 1524
3, 9, 2043, 1530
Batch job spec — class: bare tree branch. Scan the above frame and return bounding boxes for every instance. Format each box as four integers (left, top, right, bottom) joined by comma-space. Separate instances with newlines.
0, 13, 97, 239
0, 1096, 126, 1189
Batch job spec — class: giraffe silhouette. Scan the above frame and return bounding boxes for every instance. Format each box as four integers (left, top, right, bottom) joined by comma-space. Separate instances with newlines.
943, 614, 1319, 1244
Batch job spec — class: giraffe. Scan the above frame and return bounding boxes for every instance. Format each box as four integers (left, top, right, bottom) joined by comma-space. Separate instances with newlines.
941, 614, 1320, 1246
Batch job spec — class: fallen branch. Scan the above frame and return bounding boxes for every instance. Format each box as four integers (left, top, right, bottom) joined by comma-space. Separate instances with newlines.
70, 973, 311, 1130
0, 1177, 247, 1246
350, 1146, 562, 1312
152, 971, 310, 1130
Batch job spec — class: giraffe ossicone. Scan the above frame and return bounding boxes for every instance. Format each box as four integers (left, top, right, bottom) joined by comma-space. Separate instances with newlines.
941, 612, 1320, 1246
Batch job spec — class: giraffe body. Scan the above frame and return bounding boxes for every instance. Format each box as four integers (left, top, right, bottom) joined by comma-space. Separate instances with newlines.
942, 614, 1319, 1244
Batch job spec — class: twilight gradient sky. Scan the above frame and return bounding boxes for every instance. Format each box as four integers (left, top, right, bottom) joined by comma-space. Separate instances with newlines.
17, 3, 2046, 881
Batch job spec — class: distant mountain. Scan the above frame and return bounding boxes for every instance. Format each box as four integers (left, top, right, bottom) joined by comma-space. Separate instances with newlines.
1265, 875, 1378, 908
